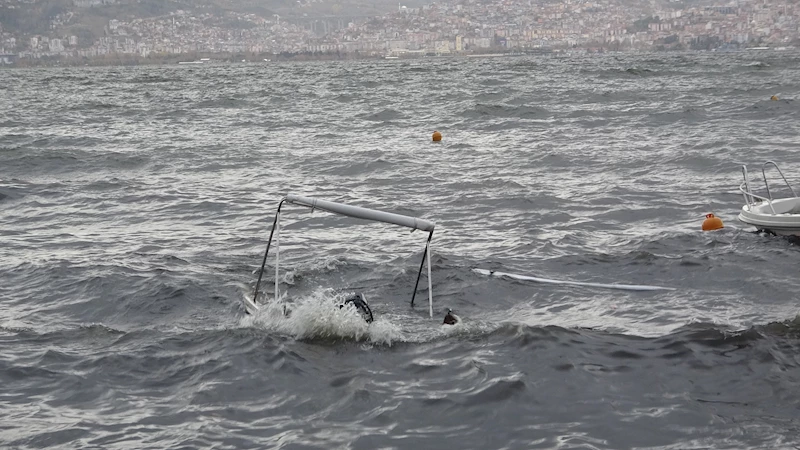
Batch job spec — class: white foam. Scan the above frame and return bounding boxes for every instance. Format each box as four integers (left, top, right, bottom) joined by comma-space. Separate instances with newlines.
242, 289, 404, 346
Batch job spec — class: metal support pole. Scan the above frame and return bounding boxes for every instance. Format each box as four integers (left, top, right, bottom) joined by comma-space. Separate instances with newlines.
410, 230, 434, 309
426, 242, 433, 318
275, 210, 281, 302
252, 199, 285, 304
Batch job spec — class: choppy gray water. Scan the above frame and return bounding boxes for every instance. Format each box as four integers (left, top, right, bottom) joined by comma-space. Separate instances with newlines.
2, 51, 800, 449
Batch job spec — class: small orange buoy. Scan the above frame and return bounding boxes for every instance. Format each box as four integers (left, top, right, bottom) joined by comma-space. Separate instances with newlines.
771, 95, 779, 101
432, 131, 442, 142
702, 213, 724, 231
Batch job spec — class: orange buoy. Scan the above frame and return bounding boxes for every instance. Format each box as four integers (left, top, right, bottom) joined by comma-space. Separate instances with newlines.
771, 95, 779, 101
432, 130, 442, 142
702, 213, 724, 231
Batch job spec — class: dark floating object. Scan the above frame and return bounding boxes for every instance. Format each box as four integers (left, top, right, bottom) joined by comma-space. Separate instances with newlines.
443, 308, 459, 325
340, 293, 374, 324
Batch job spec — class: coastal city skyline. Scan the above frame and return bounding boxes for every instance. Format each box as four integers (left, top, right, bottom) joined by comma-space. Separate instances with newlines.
0, 0, 797, 65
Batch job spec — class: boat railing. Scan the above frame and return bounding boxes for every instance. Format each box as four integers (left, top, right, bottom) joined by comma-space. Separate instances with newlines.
739, 161, 797, 215
252, 194, 437, 318
762, 161, 796, 200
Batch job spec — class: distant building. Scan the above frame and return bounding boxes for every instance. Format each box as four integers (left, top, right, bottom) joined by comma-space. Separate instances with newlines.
73, 0, 118, 7
386, 39, 407, 51
0, 54, 17, 65
49, 39, 64, 52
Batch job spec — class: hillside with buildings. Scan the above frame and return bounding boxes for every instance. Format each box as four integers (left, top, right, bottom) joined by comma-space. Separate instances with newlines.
0, 0, 797, 65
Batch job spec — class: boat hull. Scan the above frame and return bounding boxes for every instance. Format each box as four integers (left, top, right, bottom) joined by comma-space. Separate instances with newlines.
738, 197, 800, 236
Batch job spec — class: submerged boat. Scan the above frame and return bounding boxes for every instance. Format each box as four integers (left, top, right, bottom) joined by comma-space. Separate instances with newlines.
247, 194, 436, 320
245, 194, 677, 328
738, 161, 800, 236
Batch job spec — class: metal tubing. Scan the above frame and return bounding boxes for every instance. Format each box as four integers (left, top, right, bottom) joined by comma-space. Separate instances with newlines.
410, 230, 434, 308
741, 166, 753, 207
252, 199, 285, 305
426, 242, 433, 318
762, 160, 797, 200
285, 194, 435, 232
275, 210, 280, 303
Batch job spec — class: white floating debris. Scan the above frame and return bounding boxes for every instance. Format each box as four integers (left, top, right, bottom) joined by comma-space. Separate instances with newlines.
473, 269, 676, 292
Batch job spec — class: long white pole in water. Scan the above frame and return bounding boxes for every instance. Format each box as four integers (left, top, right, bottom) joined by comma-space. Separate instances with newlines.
426, 243, 433, 318
472, 269, 675, 291
275, 211, 280, 302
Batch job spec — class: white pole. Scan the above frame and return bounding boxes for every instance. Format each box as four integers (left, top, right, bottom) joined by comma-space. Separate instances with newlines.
472, 268, 675, 291
426, 243, 433, 318
275, 211, 280, 302
285, 194, 434, 232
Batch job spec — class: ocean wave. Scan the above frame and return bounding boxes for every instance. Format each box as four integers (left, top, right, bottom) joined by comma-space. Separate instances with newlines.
460, 103, 550, 119
242, 290, 404, 346
127, 74, 183, 83
195, 98, 256, 109
358, 108, 406, 122
581, 66, 658, 77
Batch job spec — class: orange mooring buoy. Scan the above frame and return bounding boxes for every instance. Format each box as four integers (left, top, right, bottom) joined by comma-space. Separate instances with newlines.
702, 213, 724, 231
432, 130, 442, 142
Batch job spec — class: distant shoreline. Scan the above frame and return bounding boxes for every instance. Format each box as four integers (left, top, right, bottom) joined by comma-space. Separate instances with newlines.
0, 49, 549, 68
1, 46, 795, 69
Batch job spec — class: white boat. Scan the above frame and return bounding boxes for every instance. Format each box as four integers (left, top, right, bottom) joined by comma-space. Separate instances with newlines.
248, 194, 436, 319
738, 161, 800, 236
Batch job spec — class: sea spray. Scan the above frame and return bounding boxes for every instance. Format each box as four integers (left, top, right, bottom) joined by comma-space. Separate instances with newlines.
243, 289, 403, 346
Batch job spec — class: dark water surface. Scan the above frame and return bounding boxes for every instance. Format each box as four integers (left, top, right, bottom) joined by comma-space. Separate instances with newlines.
2, 51, 800, 449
